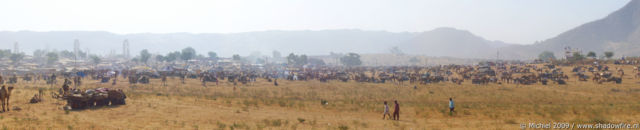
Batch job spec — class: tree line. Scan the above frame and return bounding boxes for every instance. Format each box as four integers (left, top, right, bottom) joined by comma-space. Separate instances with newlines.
1, 46, 363, 67
538, 50, 615, 62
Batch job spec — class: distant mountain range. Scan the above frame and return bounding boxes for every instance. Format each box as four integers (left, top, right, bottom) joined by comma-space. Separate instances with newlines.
0, 28, 504, 58
500, 0, 640, 59
400, 27, 511, 59
1, 0, 639, 60
0, 30, 415, 57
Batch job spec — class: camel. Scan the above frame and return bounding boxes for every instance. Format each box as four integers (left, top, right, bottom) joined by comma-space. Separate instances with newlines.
618, 69, 625, 77
0, 85, 14, 112
592, 74, 601, 83
598, 77, 622, 84
30, 89, 44, 103
107, 89, 126, 105
8, 75, 17, 84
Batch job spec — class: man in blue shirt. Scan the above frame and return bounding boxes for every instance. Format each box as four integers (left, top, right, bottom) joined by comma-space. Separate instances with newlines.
449, 98, 455, 114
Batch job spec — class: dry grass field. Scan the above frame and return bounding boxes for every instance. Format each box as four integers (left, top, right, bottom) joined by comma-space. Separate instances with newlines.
1, 64, 640, 129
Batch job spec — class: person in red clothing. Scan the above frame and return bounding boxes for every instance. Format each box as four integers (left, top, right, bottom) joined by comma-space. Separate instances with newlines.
393, 100, 400, 120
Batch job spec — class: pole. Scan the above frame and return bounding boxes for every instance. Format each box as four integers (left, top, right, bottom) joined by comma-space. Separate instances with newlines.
496, 50, 500, 63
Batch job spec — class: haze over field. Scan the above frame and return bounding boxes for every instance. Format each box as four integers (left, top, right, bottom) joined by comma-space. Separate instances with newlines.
2, 1, 640, 130
0, 0, 637, 60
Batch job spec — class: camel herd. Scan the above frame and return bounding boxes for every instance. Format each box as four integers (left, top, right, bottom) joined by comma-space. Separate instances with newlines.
143, 61, 634, 87
0, 59, 636, 113
130, 61, 634, 87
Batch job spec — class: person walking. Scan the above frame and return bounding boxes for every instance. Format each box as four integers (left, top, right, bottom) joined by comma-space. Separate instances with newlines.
112, 77, 117, 86
382, 101, 391, 120
393, 100, 400, 120
180, 73, 186, 84
161, 75, 167, 86
274, 79, 279, 86
201, 74, 208, 87
449, 98, 455, 115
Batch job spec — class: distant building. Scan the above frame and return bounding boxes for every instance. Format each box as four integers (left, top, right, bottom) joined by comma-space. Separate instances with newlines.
564, 46, 581, 59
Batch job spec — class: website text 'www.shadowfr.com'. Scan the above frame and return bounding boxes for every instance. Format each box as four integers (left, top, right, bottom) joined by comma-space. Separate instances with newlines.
520, 122, 640, 129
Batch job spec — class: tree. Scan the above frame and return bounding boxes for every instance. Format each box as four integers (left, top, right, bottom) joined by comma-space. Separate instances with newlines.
9, 53, 25, 64
77, 50, 88, 59
89, 55, 101, 65
538, 51, 556, 61
46, 52, 59, 64
156, 55, 165, 62
32, 49, 47, 64
208, 51, 218, 60
298, 55, 308, 65
340, 53, 362, 66
409, 57, 420, 64
232, 54, 242, 61
389, 46, 404, 55
272, 50, 281, 59
251, 57, 263, 64
587, 51, 596, 59
131, 58, 139, 63
181, 47, 196, 61
329, 52, 343, 65
196, 54, 206, 60
604, 51, 614, 59
286, 53, 308, 66
308, 58, 325, 65
166, 51, 180, 62
287, 53, 298, 65
0, 49, 11, 59
33, 49, 46, 59
140, 49, 151, 63
59, 50, 75, 59
568, 52, 585, 62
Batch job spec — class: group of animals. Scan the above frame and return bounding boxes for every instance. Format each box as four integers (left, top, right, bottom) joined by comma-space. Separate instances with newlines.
573, 65, 625, 84
51, 79, 127, 110
0, 61, 634, 113
0, 73, 128, 112
130, 62, 635, 87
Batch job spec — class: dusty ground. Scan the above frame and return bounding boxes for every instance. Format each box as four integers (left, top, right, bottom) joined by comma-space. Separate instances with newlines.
1, 65, 640, 130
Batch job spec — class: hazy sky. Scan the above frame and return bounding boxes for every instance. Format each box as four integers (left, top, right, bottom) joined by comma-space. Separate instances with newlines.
0, 0, 630, 44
